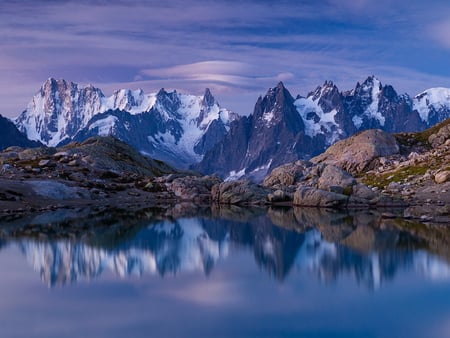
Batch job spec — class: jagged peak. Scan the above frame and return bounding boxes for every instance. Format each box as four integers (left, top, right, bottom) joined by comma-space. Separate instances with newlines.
202, 88, 215, 107
276, 81, 286, 90
362, 75, 381, 88
306, 80, 339, 101
157, 88, 168, 97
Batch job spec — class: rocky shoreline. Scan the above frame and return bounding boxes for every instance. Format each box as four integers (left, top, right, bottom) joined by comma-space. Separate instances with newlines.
0, 120, 449, 224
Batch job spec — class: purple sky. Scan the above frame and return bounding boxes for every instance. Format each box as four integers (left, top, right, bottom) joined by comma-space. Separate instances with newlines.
1, 0, 450, 118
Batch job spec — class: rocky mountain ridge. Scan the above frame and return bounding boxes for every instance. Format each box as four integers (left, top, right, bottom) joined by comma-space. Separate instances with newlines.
197, 77, 450, 180
15, 78, 237, 168
10, 76, 450, 177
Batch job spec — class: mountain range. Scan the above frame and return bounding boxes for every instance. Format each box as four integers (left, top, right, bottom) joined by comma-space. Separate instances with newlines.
7, 76, 450, 178
14, 78, 237, 168
196, 77, 450, 180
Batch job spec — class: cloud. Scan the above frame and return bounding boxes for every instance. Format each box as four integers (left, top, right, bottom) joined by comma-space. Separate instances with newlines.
429, 20, 450, 49
139, 61, 272, 90
1, 0, 450, 117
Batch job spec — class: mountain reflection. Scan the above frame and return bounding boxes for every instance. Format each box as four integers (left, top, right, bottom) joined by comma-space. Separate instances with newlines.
1, 206, 450, 287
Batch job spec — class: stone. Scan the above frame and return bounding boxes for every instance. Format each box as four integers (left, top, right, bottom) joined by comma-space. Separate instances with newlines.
352, 183, 378, 200
212, 180, 272, 205
312, 129, 400, 175
167, 175, 221, 201
435, 171, 450, 184
263, 160, 312, 187
267, 189, 292, 202
52, 151, 69, 158
317, 165, 356, 192
38, 159, 51, 167
293, 187, 348, 208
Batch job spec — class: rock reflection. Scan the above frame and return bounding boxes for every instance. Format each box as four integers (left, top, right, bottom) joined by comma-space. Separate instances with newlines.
1, 205, 450, 287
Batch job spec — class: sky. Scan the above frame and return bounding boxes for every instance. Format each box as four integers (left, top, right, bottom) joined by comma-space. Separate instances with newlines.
1, 0, 450, 118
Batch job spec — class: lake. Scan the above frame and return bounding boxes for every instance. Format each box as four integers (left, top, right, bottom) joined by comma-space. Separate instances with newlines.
0, 205, 449, 338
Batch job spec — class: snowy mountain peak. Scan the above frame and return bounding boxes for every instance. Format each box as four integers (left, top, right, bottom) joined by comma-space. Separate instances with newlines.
255, 81, 300, 129
295, 80, 343, 143
413, 87, 450, 123
15, 78, 238, 167
15, 78, 106, 145
111, 88, 145, 112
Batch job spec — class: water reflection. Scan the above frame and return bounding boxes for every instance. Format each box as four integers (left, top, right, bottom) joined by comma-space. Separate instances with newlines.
1, 205, 450, 287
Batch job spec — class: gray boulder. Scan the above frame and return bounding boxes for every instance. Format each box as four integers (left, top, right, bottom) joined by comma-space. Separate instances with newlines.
267, 189, 293, 202
317, 165, 356, 193
263, 160, 313, 187
212, 180, 273, 205
293, 187, 349, 208
167, 175, 222, 201
428, 123, 450, 148
312, 129, 399, 175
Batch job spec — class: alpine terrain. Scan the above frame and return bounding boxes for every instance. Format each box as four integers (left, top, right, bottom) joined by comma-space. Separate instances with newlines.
15, 78, 237, 168
196, 76, 450, 180
13, 76, 450, 178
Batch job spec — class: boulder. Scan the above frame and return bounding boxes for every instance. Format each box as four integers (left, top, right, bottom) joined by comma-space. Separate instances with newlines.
352, 183, 378, 200
317, 165, 356, 193
428, 124, 450, 148
312, 129, 399, 175
267, 189, 293, 202
167, 175, 222, 201
212, 180, 272, 205
293, 187, 348, 208
435, 171, 450, 184
263, 160, 313, 187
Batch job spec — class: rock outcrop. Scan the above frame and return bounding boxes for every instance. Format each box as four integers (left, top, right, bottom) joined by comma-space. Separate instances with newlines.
211, 180, 273, 205
311, 129, 400, 175
263, 160, 394, 208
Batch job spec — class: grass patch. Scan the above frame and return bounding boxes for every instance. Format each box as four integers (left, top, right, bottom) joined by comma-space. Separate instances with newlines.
362, 165, 428, 189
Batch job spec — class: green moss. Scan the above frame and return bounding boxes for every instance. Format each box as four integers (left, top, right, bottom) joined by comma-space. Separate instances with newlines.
361, 165, 428, 189
343, 186, 353, 196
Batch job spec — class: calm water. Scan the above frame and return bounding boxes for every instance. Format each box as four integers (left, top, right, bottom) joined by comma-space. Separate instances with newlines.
0, 206, 450, 338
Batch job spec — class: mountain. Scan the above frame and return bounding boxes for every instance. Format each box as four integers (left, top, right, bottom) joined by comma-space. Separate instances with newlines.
0, 114, 41, 151
196, 76, 450, 180
14, 77, 450, 175
15, 79, 237, 168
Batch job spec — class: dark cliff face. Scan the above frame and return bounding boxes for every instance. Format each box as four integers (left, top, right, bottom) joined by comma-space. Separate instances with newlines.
193, 119, 228, 155
194, 116, 252, 176
194, 82, 317, 179
0, 115, 41, 150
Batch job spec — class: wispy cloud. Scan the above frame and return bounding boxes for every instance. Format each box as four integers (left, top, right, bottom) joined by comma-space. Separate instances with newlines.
0, 0, 450, 117
429, 20, 450, 49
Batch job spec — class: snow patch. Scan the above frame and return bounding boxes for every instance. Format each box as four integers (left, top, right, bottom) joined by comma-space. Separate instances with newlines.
263, 110, 275, 124
352, 115, 363, 129
362, 78, 385, 126
225, 168, 246, 181
294, 92, 342, 145
88, 115, 118, 136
